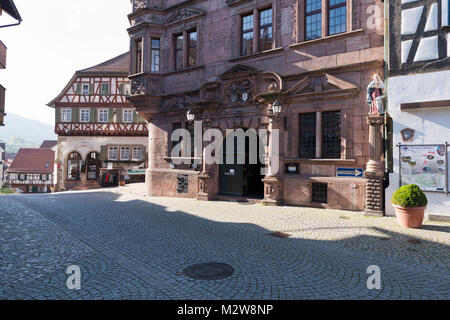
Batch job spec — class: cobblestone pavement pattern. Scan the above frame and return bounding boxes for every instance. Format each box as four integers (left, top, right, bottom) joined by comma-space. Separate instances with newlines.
1, 185, 449, 299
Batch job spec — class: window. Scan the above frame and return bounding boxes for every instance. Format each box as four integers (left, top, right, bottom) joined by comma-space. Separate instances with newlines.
151, 38, 160, 72
312, 183, 328, 203
299, 113, 317, 158
80, 109, 90, 122
82, 84, 90, 95
61, 109, 72, 122
305, 0, 322, 40
98, 109, 108, 122
328, 0, 347, 35
259, 8, 273, 51
120, 146, 130, 160
321, 111, 341, 158
19, 174, 26, 181
298, 111, 341, 159
132, 146, 143, 161
134, 38, 143, 74
119, 82, 130, 95
101, 83, 110, 95
241, 14, 254, 55
188, 30, 197, 67
123, 109, 133, 123
108, 146, 118, 160
175, 33, 184, 70
40, 174, 49, 181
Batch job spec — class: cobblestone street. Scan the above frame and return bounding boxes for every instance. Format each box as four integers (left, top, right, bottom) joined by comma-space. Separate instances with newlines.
0, 186, 449, 299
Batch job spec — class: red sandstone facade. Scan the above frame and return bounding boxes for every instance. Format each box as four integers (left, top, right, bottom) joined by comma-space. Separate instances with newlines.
127, 0, 384, 211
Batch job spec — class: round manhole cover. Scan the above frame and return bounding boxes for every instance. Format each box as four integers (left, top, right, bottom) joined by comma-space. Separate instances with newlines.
183, 262, 234, 280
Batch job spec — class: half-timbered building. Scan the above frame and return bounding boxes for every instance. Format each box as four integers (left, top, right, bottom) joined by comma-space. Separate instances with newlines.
0, 0, 22, 126
0, 142, 5, 188
385, 0, 450, 220
8, 148, 54, 193
48, 52, 148, 191
127, 0, 384, 211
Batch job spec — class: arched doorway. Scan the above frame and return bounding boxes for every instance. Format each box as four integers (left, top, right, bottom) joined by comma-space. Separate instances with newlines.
67, 151, 82, 181
86, 151, 101, 180
218, 129, 265, 198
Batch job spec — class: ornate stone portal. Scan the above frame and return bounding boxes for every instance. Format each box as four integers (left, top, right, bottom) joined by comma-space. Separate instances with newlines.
365, 115, 385, 216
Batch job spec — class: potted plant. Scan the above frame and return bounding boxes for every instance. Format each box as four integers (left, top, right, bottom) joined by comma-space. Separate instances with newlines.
391, 184, 427, 228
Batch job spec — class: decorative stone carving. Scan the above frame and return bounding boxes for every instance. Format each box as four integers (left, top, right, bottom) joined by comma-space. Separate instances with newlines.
133, 0, 164, 11
197, 173, 211, 201
262, 176, 281, 205
166, 7, 206, 24
199, 78, 222, 103
131, 78, 146, 96
225, 0, 250, 7
225, 79, 253, 105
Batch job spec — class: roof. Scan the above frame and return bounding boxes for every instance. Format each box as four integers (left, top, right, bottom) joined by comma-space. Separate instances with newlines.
8, 148, 55, 174
47, 52, 130, 107
77, 52, 130, 74
0, 0, 22, 22
39, 140, 57, 149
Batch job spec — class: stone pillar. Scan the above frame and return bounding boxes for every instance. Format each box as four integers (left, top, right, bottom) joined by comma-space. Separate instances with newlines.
197, 119, 212, 201
262, 115, 282, 205
365, 115, 385, 216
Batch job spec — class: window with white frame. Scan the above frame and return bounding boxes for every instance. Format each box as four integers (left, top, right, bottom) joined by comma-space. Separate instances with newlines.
120, 146, 130, 160
82, 84, 90, 95
108, 146, 118, 160
19, 174, 27, 181
98, 109, 108, 122
61, 109, 72, 122
80, 109, 90, 122
132, 146, 143, 161
123, 109, 133, 123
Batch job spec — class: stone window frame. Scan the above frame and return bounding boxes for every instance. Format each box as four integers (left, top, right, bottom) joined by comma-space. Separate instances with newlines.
120, 146, 131, 161
150, 37, 161, 73
296, 0, 354, 43
236, 1, 277, 57
296, 108, 345, 159
131, 37, 144, 75
169, 25, 200, 72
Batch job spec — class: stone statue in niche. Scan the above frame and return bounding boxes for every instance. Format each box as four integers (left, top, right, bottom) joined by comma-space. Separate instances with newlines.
366, 73, 385, 115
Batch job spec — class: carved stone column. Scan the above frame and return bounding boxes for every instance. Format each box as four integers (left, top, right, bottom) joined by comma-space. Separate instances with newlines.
365, 115, 385, 216
262, 114, 282, 205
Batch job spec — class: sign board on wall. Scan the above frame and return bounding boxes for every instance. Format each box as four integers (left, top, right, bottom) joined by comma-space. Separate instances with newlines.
399, 144, 448, 193
336, 168, 364, 178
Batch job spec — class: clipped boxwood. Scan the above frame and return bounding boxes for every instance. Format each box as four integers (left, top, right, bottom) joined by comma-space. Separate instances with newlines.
391, 184, 427, 208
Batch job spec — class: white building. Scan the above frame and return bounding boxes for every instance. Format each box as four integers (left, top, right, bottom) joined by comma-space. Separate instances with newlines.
385, 0, 450, 220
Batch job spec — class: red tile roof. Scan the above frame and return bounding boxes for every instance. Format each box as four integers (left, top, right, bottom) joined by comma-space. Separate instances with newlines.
39, 140, 57, 149
77, 52, 130, 74
8, 148, 54, 174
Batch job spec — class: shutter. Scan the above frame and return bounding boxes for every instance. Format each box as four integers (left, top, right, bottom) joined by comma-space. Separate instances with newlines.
142, 145, 146, 162
76, 83, 81, 95
91, 107, 97, 122
24, 174, 27, 180
108, 108, 114, 122
117, 108, 123, 123
100, 145, 107, 161
39, 174, 42, 181
73, 108, 79, 122
89, 84, 94, 95
55, 108, 61, 122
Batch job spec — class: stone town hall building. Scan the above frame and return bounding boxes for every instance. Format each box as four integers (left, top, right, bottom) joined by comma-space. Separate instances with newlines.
127, 0, 384, 211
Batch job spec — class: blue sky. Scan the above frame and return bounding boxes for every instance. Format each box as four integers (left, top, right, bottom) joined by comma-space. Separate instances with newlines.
0, 0, 131, 125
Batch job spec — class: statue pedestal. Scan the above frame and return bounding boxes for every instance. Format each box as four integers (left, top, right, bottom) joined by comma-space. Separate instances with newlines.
197, 172, 211, 201
364, 115, 385, 217
262, 176, 281, 205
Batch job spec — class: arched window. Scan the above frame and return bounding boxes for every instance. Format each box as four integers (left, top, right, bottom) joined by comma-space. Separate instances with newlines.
67, 152, 82, 181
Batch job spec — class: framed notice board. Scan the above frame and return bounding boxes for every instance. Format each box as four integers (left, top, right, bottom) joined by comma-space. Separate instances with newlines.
398, 143, 448, 193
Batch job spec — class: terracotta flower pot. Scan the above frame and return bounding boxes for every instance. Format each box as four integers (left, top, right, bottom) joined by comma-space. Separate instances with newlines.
119, 181, 126, 187
392, 204, 426, 228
